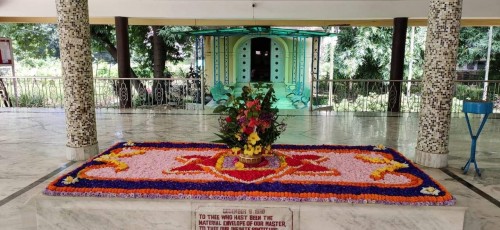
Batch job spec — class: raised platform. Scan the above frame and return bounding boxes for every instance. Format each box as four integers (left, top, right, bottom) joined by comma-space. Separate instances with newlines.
35, 142, 463, 229
26, 194, 466, 230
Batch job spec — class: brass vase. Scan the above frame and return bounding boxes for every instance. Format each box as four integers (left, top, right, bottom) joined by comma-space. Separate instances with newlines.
238, 153, 263, 165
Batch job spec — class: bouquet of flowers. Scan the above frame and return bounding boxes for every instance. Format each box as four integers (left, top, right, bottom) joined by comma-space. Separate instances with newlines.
213, 84, 286, 160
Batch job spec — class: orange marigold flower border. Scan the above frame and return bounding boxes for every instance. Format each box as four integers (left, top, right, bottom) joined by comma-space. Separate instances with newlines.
44, 142, 455, 206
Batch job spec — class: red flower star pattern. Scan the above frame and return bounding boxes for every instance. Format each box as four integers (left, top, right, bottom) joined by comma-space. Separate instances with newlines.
164, 151, 340, 183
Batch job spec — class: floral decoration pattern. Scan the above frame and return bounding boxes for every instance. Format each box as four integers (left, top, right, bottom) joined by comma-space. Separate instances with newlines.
45, 142, 455, 206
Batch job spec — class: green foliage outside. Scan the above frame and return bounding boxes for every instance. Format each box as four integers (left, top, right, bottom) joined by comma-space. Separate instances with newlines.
455, 84, 484, 101
14, 94, 46, 107
0, 23, 193, 77
1, 23, 500, 111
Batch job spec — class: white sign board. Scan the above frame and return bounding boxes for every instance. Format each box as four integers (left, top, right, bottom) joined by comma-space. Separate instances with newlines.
0, 38, 13, 65
195, 206, 293, 230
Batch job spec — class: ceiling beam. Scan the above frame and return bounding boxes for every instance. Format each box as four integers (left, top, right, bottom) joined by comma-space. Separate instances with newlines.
1, 17, 500, 27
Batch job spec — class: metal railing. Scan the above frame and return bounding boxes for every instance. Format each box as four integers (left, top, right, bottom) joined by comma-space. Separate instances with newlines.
0, 77, 204, 110
1, 76, 500, 113
310, 79, 500, 113
93, 77, 204, 109
0, 77, 64, 108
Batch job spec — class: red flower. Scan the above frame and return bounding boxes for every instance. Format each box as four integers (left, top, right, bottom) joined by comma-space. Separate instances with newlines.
225, 116, 232, 122
248, 118, 258, 128
244, 126, 254, 135
246, 99, 261, 110
246, 100, 256, 108
261, 121, 271, 129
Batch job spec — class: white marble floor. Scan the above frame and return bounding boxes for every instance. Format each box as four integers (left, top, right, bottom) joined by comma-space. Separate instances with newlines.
0, 108, 499, 229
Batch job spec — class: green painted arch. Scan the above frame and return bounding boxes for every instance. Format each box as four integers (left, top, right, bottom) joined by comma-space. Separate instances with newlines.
232, 35, 290, 84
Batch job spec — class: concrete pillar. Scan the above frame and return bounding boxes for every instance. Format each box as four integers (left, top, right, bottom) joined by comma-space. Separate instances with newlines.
388, 17, 408, 112
415, 0, 463, 168
55, 0, 98, 161
115, 17, 132, 108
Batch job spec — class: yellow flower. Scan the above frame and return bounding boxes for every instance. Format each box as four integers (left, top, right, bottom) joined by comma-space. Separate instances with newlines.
125, 140, 135, 146
279, 155, 287, 166
116, 162, 129, 171
231, 147, 241, 154
62, 176, 79, 185
254, 145, 262, 154
244, 144, 255, 156
94, 155, 111, 161
215, 156, 225, 170
265, 145, 272, 154
420, 186, 440, 196
235, 133, 242, 141
247, 132, 261, 145
235, 162, 245, 169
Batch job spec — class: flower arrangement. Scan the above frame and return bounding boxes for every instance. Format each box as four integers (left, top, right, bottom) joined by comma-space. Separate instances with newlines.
46, 142, 456, 206
213, 83, 286, 160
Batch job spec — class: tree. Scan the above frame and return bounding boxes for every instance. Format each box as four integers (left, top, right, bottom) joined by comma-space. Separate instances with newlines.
404, 27, 427, 81
149, 26, 194, 104
332, 27, 393, 99
334, 27, 393, 81
457, 27, 499, 65
0, 23, 59, 67
90, 25, 194, 105
457, 27, 500, 79
1, 23, 194, 107
0, 23, 61, 106
155, 26, 193, 75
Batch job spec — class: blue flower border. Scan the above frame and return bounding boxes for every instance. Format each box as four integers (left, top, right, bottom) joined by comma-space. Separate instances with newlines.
45, 142, 454, 205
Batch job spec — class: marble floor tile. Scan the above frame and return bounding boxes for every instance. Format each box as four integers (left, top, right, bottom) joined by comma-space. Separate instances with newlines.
0, 108, 499, 229
424, 168, 500, 230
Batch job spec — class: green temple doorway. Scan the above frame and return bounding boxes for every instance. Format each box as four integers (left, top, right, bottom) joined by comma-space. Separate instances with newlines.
236, 36, 286, 84
251, 37, 271, 82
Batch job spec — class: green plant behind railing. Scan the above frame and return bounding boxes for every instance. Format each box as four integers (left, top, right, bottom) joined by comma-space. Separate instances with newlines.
313, 95, 328, 106
455, 84, 483, 101
14, 94, 46, 107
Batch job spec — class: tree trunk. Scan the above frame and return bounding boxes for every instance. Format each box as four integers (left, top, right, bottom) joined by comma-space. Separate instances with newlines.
101, 40, 144, 91
91, 31, 145, 93
151, 26, 169, 105
153, 26, 167, 78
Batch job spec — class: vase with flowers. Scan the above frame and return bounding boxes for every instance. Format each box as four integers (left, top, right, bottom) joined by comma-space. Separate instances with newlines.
213, 83, 287, 165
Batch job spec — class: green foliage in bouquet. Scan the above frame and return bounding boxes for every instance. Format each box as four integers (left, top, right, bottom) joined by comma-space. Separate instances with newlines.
213, 83, 286, 156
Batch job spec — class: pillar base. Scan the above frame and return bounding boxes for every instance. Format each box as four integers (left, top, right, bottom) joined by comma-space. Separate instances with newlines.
415, 149, 448, 168
66, 143, 99, 161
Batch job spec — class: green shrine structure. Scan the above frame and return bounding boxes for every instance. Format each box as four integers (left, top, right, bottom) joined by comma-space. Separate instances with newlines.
183, 27, 335, 108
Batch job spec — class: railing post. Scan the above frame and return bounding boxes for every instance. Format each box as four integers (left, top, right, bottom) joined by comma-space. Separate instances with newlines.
12, 73, 18, 107
201, 74, 205, 110
310, 36, 320, 111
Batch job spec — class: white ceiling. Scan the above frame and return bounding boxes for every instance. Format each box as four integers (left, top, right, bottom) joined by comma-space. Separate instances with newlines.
0, 0, 498, 20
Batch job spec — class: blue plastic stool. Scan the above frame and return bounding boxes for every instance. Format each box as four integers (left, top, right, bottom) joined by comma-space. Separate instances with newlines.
462, 101, 493, 176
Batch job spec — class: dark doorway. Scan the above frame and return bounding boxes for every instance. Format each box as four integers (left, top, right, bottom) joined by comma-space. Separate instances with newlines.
251, 37, 271, 82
